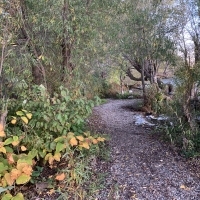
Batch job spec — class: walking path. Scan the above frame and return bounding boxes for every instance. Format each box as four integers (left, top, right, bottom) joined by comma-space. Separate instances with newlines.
88, 99, 200, 200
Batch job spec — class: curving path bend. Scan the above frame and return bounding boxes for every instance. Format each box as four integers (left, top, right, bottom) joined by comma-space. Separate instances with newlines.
88, 99, 200, 200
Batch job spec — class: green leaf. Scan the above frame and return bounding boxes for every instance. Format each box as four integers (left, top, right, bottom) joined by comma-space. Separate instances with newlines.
4, 138, 14, 145
56, 142, 65, 153
2, 193, 12, 200
54, 137, 64, 143
13, 136, 19, 141
16, 111, 24, 116
0, 162, 8, 173
17, 158, 32, 166
16, 174, 31, 185
5, 147, 13, 153
50, 142, 56, 150
11, 192, 24, 200
61, 90, 67, 98
28, 149, 38, 159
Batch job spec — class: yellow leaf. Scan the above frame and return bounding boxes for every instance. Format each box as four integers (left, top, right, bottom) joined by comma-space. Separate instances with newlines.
180, 184, 190, 191
97, 137, 106, 142
10, 169, 22, 181
21, 146, 27, 151
69, 137, 78, 146
0, 123, 4, 131
21, 116, 28, 124
49, 156, 54, 165
79, 142, 90, 149
47, 189, 55, 195
45, 153, 53, 161
11, 119, 17, 124
92, 139, 98, 144
76, 135, 84, 141
26, 113, 32, 119
0, 131, 6, 137
0, 147, 6, 154
180, 185, 186, 189
4, 173, 14, 186
12, 141, 20, 146
68, 132, 74, 136
17, 163, 29, 171
54, 152, 61, 162
55, 173, 65, 181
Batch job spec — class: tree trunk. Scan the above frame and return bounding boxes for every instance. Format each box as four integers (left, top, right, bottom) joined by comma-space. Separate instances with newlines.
61, 0, 74, 83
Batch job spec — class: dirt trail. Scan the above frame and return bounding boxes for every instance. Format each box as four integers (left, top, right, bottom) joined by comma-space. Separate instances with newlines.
88, 99, 200, 200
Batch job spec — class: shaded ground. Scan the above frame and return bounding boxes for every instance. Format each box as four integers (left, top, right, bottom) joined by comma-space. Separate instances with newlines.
88, 99, 200, 200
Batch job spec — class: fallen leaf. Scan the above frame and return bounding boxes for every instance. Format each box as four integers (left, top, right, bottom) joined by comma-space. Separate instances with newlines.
55, 173, 65, 181
47, 189, 55, 195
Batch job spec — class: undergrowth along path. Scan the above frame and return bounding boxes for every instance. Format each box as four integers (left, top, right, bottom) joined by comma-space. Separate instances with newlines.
88, 99, 200, 200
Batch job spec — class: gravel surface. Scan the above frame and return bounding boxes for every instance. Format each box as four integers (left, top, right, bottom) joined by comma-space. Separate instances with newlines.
88, 99, 200, 200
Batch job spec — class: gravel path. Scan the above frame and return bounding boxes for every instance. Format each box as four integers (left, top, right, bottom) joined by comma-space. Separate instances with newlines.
88, 99, 200, 200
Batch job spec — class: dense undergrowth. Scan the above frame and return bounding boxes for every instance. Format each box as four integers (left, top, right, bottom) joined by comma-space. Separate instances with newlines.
0, 85, 108, 199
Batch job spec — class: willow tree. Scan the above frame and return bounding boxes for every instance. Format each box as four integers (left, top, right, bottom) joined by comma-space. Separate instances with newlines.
114, 0, 177, 105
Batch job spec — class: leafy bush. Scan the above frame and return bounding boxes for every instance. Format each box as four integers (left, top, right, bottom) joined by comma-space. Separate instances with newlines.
0, 85, 107, 198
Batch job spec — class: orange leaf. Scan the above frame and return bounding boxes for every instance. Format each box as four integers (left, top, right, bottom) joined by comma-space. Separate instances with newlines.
76, 135, 84, 141
21, 146, 27, 151
22, 165, 32, 176
92, 139, 98, 144
12, 141, 20, 146
69, 137, 78, 146
0, 131, 6, 137
79, 142, 90, 149
4, 173, 14, 186
7, 153, 15, 164
11, 119, 17, 124
55, 173, 65, 181
10, 169, 22, 181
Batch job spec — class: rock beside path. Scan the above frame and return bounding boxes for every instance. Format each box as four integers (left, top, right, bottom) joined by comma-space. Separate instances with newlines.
88, 99, 200, 200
